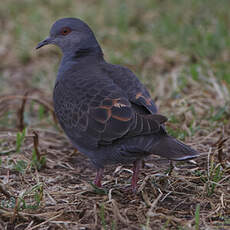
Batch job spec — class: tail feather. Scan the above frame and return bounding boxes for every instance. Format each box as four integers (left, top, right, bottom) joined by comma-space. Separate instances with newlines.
151, 136, 198, 160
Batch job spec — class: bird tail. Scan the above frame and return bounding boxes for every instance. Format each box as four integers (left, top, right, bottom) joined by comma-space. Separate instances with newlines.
151, 136, 198, 160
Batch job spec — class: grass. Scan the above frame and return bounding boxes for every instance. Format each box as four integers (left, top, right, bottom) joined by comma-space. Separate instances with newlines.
195, 204, 200, 230
16, 128, 26, 152
0, 0, 230, 229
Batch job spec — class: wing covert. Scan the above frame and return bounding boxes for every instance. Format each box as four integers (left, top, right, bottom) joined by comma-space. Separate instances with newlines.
54, 71, 166, 148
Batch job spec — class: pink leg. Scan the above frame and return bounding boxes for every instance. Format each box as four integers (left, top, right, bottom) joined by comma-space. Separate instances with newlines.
131, 160, 142, 193
94, 168, 104, 187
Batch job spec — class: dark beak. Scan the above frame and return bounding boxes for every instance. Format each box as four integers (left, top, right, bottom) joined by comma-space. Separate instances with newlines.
36, 37, 53, 49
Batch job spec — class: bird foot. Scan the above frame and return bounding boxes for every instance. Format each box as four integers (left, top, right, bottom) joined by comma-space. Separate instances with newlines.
94, 168, 104, 188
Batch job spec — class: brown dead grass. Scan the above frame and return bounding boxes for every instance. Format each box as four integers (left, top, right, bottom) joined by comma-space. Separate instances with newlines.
0, 2, 230, 227
0, 69, 230, 229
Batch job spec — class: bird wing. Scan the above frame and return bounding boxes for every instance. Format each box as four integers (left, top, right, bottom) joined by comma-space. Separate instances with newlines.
102, 63, 157, 114
54, 75, 166, 147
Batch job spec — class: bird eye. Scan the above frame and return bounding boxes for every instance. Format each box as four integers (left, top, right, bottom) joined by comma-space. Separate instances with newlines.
60, 27, 71, 36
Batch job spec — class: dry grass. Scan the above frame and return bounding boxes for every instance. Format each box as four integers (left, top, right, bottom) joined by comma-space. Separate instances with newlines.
1, 0, 230, 229
0, 71, 229, 229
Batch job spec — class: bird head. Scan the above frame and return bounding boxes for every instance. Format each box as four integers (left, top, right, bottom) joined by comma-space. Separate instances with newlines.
36, 17, 99, 55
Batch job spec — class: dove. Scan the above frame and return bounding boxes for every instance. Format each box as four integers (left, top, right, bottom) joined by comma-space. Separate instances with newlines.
36, 18, 198, 192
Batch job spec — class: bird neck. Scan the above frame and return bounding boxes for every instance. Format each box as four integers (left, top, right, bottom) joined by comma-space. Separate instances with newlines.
57, 45, 104, 82
62, 44, 104, 63
74, 45, 103, 59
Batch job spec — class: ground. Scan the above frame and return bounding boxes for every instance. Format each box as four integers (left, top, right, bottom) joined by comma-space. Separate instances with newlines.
0, 0, 230, 229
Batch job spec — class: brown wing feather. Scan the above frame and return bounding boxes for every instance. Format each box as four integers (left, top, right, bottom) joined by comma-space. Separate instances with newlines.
54, 75, 167, 147
102, 63, 158, 114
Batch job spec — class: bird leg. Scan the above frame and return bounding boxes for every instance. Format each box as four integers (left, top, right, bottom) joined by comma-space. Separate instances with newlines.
168, 160, 174, 176
94, 168, 104, 187
131, 159, 142, 193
